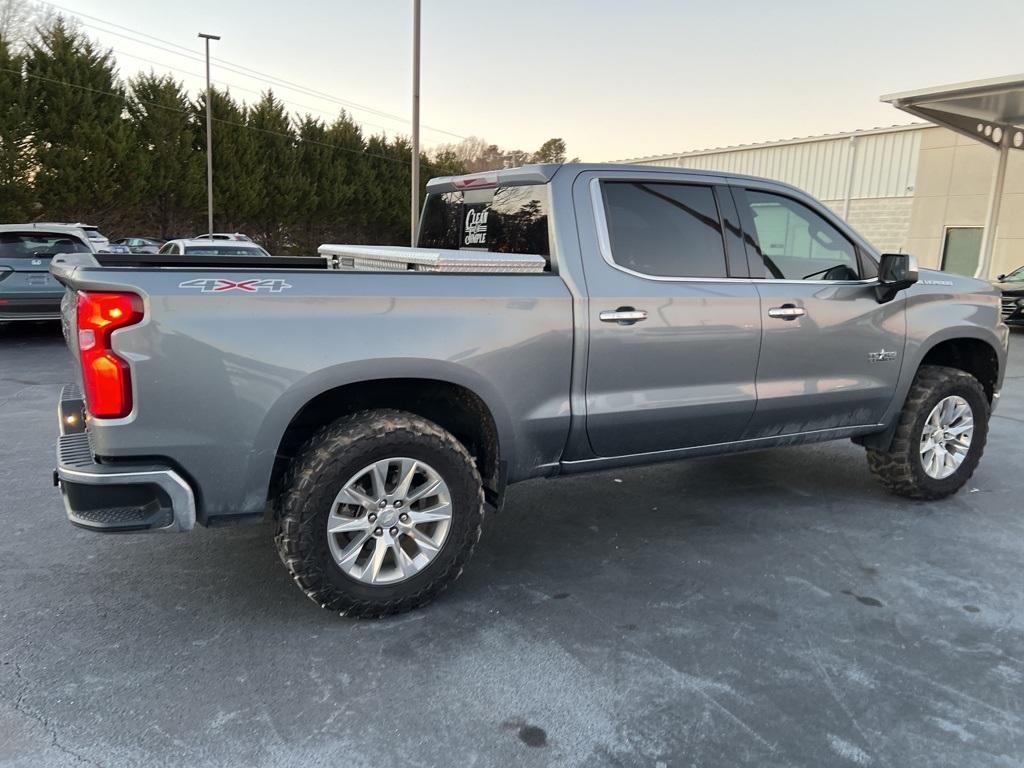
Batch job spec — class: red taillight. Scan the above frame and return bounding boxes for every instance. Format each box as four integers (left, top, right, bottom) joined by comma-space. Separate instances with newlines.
77, 291, 144, 418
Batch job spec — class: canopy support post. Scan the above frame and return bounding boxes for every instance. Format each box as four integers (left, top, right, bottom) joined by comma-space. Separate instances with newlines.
975, 142, 1008, 279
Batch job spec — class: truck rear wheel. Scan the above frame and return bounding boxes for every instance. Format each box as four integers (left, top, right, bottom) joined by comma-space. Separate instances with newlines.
866, 365, 989, 500
275, 409, 485, 617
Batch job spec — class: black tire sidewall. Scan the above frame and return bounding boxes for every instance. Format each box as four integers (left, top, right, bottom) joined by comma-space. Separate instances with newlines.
297, 429, 481, 605
904, 375, 989, 496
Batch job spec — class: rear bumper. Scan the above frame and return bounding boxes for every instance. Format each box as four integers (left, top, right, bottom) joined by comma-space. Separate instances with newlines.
55, 384, 196, 532
0, 294, 63, 320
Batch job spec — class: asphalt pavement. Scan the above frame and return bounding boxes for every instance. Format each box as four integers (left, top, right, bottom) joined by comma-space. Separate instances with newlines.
1, 322, 1022, 767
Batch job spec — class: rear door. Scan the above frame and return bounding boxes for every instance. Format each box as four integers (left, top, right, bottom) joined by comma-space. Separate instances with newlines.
731, 185, 906, 438
577, 172, 762, 456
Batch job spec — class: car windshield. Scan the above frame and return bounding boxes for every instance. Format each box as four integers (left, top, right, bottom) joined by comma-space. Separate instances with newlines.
184, 246, 268, 256
0, 232, 91, 257
1001, 267, 1024, 282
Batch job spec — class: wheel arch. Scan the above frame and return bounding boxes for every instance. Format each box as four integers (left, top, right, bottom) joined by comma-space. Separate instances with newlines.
255, 361, 514, 513
917, 336, 1000, 402
857, 328, 1004, 451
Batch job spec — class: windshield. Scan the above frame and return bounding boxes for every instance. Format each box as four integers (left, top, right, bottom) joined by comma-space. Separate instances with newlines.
1001, 266, 1024, 282
0, 232, 91, 257
184, 246, 269, 256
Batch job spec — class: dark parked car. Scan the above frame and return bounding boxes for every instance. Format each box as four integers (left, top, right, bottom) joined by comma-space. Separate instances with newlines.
994, 266, 1024, 326
112, 237, 166, 254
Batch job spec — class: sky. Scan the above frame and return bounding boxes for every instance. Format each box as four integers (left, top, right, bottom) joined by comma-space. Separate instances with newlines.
53, 0, 1024, 160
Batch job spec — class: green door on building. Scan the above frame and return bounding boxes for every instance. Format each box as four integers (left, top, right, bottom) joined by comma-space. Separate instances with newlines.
941, 227, 983, 276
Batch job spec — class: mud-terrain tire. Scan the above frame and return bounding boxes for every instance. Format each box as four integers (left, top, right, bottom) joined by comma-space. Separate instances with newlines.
866, 365, 989, 500
275, 409, 485, 617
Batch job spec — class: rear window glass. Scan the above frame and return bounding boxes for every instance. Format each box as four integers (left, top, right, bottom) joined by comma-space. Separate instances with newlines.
418, 185, 551, 266
184, 246, 268, 256
0, 232, 91, 257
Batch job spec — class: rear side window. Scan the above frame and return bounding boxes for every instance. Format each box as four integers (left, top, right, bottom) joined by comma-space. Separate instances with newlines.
601, 181, 728, 278
418, 185, 551, 265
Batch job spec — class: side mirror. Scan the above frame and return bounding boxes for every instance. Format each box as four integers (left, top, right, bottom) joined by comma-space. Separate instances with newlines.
996, 274, 1006, 282
875, 253, 918, 303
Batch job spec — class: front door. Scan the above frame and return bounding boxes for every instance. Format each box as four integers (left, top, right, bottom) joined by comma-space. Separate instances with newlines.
579, 174, 762, 457
732, 186, 906, 438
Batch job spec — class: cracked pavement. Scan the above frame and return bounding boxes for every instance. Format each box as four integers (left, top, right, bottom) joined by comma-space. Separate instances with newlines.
1, 323, 1022, 767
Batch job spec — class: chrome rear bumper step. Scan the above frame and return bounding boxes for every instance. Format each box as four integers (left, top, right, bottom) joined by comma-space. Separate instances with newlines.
55, 385, 196, 533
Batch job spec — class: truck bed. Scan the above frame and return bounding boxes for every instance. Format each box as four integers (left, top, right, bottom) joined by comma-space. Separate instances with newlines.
92, 253, 331, 269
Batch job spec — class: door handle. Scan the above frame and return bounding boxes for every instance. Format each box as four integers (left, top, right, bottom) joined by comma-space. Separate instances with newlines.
599, 307, 648, 325
767, 304, 806, 320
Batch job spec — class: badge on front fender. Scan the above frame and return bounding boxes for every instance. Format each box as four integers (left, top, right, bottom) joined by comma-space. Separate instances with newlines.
178, 278, 292, 293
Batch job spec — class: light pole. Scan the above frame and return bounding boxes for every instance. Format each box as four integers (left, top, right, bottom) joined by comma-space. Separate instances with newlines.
410, 0, 421, 247
198, 32, 220, 237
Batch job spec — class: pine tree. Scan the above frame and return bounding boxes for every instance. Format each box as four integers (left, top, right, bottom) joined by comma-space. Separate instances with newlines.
246, 90, 300, 252
24, 18, 140, 225
360, 134, 413, 245
0, 33, 33, 219
127, 71, 203, 238
294, 113, 368, 252
196, 87, 257, 234
321, 111, 371, 244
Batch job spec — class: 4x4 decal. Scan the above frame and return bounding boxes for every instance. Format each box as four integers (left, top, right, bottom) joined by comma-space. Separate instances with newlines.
178, 278, 292, 293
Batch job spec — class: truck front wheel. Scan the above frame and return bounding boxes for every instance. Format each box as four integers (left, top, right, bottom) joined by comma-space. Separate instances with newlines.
866, 365, 990, 500
275, 409, 485, 617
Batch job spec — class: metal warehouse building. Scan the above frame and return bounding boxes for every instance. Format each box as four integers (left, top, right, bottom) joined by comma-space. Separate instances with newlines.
618, 120, 1024, 280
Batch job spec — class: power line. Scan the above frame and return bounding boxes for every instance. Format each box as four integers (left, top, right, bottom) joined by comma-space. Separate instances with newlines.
3, 65, 452, 171
109, 47, 399, 135
80, 18, 455, 140
42, 1, 468, 140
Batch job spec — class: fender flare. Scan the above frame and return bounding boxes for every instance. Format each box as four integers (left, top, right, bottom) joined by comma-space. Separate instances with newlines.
857, 325, 1004, 451
239, 358, 517, 512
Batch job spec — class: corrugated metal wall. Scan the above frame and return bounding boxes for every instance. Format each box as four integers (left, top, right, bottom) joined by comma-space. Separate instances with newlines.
629, 128, 923, 201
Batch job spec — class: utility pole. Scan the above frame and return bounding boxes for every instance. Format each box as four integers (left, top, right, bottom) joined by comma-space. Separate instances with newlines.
410, 0, 421, 247
199, 32, 221, 237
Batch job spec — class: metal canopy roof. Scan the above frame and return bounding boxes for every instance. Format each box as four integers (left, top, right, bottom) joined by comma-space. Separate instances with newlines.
881, 74, 1024, 278
881, 73, 1024, 150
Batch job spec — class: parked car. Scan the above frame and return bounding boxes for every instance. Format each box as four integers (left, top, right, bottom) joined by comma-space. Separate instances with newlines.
194, 232, 253, 242
158, 238, 271, 257
0, 223, 94, 321
36, 222, 110, 250
49, 163, 1009, 617
994, 265, 1024, 326
111, 237, 165, 254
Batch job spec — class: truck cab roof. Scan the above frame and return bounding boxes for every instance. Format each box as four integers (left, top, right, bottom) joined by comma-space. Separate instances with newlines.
426, 162, 813, 199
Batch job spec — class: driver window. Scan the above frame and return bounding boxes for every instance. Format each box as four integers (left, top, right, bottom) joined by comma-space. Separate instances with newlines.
742, 190, 859, 281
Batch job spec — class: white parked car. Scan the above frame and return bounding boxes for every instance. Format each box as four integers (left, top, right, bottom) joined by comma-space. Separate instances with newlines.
36, 222, 110, 250
158, 239, 271, 257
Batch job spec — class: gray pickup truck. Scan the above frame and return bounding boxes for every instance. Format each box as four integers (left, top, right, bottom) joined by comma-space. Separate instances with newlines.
50, 163, 1009, 617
